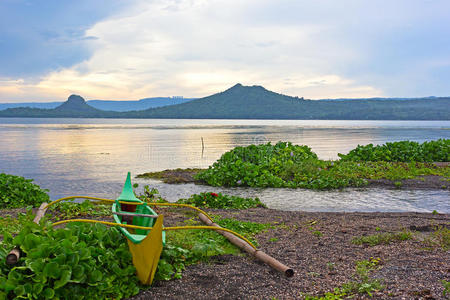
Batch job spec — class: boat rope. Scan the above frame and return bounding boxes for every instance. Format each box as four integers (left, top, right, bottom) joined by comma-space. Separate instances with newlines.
44, 196, 214, 222
52, 218, 257, 250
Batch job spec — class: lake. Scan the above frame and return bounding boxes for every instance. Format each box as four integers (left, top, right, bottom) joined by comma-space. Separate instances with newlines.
0, 118, 449, 212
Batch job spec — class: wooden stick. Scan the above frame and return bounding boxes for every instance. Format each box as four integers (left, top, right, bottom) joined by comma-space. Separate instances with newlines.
6, 202, 48, 265
113, 212, 158, 218
198, 213, 294, 277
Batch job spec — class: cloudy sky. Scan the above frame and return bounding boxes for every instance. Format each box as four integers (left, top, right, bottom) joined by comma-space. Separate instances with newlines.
1, 0, 449, 102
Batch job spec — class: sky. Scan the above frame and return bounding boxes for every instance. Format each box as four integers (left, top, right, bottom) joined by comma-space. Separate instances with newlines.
0, 0, 449, 102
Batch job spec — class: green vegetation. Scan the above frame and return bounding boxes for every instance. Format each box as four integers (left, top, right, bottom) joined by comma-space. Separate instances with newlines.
196, 141, 449, 190
352, 231, 413, 246
305, 257, 383, 299
136, 168, 203, 184
196, 142, 318, 188
135, 185, 168, 203
177, 192, 266, 209
0, 173, 49, 209
442, 280, 450, 297
423, 226, 450, 251
155, 216, 271, 281
338, 139, 449, 162
0, 208, 35, 238
0, 222, 140, 299
48, 199, 111, 221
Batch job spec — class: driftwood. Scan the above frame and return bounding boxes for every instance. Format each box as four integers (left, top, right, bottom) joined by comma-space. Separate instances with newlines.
198, 213, 294, 277
6, 202, 48, 265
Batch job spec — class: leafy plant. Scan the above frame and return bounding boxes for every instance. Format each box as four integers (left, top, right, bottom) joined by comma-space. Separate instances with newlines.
422, 226, 450, 251
0, 173, 49, 209
0, 208, 35, 238
177, 192, 266, 209
137, 185, 168, 203
352, 231, 413, 246
338, 139, 450, 162
442, 280, 450, 297
305, 257, 383, 299
0, 222, 140, 299
312, 230, 323, 238
195, 141, 449, 190
196, 142, 318, 188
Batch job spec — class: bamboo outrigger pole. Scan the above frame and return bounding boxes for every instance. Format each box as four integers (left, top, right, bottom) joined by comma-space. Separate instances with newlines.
6, 202, 48, 265
198, 213, 294, 277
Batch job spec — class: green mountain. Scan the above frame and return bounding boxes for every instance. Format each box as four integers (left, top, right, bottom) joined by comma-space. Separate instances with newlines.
0, 95, 115, 118
122, 84, 450, 120
0, 84, 449, 120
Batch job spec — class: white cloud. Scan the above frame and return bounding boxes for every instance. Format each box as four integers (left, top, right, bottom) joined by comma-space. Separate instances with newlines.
1, 0, 449, 101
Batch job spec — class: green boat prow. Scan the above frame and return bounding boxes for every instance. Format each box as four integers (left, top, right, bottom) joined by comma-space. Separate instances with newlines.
112, 172, 165, 244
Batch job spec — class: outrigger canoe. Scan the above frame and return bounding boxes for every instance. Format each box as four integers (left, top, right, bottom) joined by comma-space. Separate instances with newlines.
112, 172, 166, 285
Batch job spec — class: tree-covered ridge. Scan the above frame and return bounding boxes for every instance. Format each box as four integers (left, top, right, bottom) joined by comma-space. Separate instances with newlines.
0, 84, 449, 119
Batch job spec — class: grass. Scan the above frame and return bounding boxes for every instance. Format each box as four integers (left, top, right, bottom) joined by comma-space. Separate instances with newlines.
305, 257, 384, 299
136, 168, 204, 184
352, 230, 413, 246
422, 226, 450, 251
48, 199, 111, 221
0, 208, 35, 238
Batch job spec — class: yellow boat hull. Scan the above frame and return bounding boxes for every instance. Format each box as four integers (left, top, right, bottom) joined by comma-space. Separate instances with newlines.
126, 215, 164, 285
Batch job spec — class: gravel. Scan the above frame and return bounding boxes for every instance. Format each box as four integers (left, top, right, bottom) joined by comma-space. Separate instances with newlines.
131, 208, 450, 299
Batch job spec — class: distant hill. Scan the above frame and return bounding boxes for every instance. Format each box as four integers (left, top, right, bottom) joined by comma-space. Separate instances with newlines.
88, 97, 194, 111
0, 95, 116, 118
0, 102, 62, 110
121, 84, 450, 120
0, 97, 195, 111
0, 84, 449, 120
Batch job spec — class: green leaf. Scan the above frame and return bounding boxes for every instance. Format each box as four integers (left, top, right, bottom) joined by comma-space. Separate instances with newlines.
43, 262, 61, 279
54, 269, 72, 289
27, 258, 45, 273
33, 283, 44, 295
43, 287, 55, 299
14, 285, 25, 297
89, 270, 103, 282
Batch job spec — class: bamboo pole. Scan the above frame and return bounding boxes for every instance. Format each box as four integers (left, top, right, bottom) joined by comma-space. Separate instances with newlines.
6, 202, 48, 265
198, 213, 294, 277
112, 212, 158, 218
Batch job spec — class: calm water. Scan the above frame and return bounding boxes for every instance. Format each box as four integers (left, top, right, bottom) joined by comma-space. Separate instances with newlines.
0, 118, 449, 212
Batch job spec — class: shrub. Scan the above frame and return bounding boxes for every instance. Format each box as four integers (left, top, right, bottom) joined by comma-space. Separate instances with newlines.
196, 141, 318, 187
338, 139, 449, 162
0, 173, 49, 209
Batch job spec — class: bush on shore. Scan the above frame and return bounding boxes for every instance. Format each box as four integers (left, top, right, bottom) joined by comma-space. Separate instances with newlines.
0, 173, 49, 209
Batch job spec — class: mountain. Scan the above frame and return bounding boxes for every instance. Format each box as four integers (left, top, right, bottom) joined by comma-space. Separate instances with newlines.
0, 102, 61, 110
54, 95, 100, 113
0, 95, 115, 118
0, 97, 195, 111
0, 84, 449, 120
121, 84, 450, 120
87, 97, 194, 111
